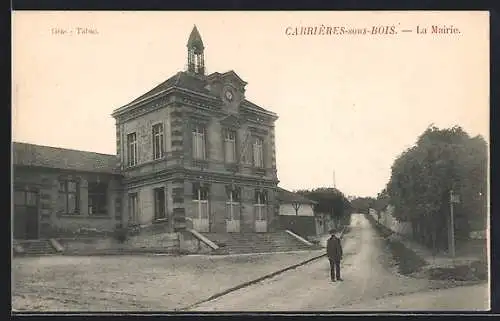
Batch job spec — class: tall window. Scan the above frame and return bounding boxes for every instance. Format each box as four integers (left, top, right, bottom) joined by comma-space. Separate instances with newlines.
254, 190, 267, 221
14, 190, 37, 207
241, 136, 252, 164
58, 180, 79, 215
226, 187, 241, 221
192, 125, 206, 160
128, 193, 139, 224
253, 137, 264, 168
152, 123, 164, 160
127, 132, 138, 166
88, 182, 107, 216
153, 187, 166, 220
224, 130, 236, 163
192, 184, 209, 220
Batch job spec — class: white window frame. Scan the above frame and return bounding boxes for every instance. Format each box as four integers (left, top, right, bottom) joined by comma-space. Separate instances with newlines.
193, 185, 209, 219
253, 136, 264, 168
57, 179, 80, 215
226, 188, 240, 221
127, 132, 138, 166
254, 191, 267, 221
153, 187, 166, 220
128, 193, 139, 224
152, 122, 164, 160
192, 125, 206, 160
224, 129, 237, 163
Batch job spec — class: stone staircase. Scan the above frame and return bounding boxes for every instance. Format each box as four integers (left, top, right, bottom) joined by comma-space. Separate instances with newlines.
14, 239, 58, 256
202, 231, 321, 255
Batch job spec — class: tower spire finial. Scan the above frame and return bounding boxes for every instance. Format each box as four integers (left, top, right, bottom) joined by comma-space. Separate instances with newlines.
187, 25, 205, 75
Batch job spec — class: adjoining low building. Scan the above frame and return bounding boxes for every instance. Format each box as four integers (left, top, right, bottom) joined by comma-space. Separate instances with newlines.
13, 142, 123, 240
277, 188, 318, 238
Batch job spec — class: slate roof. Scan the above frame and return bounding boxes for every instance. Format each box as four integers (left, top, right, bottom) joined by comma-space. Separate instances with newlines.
12, 142, 120, 174
277, 188, 318, 205
118, 70, 274, 116
123, 71, 216, 108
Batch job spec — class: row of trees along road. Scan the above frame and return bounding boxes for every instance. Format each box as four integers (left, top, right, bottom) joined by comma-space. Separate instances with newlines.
295, 188, 353, 230
383, 125, 487, 252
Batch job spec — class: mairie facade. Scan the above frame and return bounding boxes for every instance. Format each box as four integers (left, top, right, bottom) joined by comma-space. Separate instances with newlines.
13, 26, 280, 239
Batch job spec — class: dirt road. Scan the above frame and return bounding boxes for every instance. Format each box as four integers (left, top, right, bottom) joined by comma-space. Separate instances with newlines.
189, 214, 489, 311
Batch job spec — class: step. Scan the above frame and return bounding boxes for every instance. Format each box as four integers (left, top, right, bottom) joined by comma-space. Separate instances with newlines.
16, 240, 57, 255
202, 231, 317, 254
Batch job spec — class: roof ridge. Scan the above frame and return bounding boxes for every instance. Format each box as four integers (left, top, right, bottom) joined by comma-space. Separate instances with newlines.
174, 72, 182, 86
13, 141, 117, 157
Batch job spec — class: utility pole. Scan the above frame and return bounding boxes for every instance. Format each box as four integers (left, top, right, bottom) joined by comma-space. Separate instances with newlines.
449, 190, 458, 258
333, 170, 336, 189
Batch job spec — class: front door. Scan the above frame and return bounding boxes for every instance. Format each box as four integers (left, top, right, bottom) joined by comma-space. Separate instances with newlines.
14, 189, 39, 240
226, 202, 240, 233
193, 200, 209, 232
254, 204, 267, 232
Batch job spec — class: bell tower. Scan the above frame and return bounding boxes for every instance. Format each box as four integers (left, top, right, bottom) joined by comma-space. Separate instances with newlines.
187, 25, 205, 75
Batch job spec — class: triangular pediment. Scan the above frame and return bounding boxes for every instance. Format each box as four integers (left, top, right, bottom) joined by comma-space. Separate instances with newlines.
220, 114, 242, 128
220, 70, 247, 87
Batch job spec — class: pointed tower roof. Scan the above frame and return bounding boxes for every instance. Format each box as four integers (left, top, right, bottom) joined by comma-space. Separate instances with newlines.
187, 25, 204, 50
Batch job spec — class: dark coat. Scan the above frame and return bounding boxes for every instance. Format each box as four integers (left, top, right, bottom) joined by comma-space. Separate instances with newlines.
326, 235, 343, 261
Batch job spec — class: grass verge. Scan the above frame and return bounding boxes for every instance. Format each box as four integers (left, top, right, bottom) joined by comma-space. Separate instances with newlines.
365, 214, 488, 282
365, 214, 427, 275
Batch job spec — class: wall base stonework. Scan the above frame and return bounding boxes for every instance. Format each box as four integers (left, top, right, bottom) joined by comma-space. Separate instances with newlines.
55, 231, 217, 255
279, 216, 317, 238
179, 231, 213, 254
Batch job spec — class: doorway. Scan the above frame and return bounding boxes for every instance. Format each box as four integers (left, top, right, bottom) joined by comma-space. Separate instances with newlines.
14, 189, 39, 240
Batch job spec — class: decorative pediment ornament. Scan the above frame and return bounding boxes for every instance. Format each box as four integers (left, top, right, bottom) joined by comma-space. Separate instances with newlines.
186, 112, 211, 125
220, 70, 248, 88
248, 125, 269, 136
220, 115, 242, 128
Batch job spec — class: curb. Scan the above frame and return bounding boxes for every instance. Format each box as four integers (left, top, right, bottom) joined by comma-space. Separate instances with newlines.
180, 252, 327, 311
14, 248, 326, 258
184, 249, 325, 258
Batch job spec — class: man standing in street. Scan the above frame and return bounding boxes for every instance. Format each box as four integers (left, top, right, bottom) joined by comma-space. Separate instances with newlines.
327, 229, 343, 282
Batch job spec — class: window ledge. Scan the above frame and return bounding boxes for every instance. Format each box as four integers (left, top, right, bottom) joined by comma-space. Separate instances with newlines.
58, 214, 111, 219
192, 159, 209, 166
88, 215, 112, 219
57, 214, 84, 218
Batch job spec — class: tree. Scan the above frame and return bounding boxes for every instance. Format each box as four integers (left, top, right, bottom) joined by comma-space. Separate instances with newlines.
373, 189, 390, 212
296, 187, 352, 229
386, 125, 488, 251
350, 197, 376, 214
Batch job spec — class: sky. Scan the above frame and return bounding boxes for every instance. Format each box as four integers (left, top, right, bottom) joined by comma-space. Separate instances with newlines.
12, 11, 489, 198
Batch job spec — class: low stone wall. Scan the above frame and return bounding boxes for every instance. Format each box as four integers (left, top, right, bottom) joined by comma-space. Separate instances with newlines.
375, 208, 413, 238
128, 232, 179, 249
179, 231, 213, 254
57, 230, 218, 255
278, 216, 317, 238
57, 232, 180, 255
58, 237, 122, 253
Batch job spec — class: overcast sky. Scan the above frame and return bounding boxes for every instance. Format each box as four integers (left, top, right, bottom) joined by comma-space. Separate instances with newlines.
12, 11, 489, 197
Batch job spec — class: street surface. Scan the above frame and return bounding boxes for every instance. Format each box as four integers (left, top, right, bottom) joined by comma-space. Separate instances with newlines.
190, 214, 489, 311
334, 283, 489, 311
13, 249, 324, 311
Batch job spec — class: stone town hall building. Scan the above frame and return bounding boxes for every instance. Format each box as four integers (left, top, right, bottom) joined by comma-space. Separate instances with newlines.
13, 26, 280, 240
